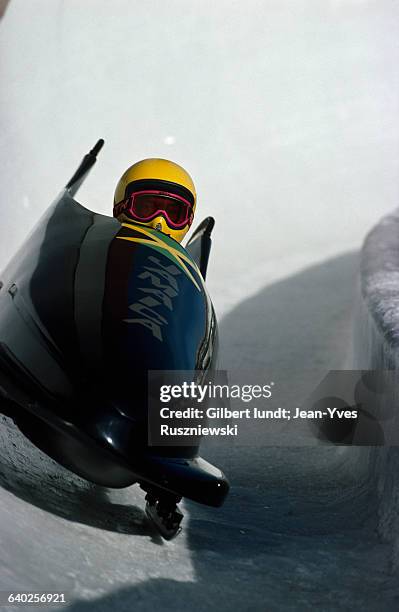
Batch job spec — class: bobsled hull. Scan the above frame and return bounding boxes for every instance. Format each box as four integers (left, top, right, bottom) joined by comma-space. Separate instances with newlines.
0, 189, 228, 509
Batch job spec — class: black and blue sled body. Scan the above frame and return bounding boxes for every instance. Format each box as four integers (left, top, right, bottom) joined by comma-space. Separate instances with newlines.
0, 140, 229, 539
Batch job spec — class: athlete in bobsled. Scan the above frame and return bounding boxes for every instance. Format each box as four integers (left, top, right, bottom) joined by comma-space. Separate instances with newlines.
0, 141, 229, 539
113, 157, 196, 243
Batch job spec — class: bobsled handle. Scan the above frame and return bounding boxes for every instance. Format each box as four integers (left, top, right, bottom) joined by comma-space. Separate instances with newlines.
185, 216, 215, 280
65, 139, 105, 197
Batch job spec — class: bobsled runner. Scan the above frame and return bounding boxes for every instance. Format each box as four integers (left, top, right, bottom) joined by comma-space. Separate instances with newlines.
0, 140, 229, 539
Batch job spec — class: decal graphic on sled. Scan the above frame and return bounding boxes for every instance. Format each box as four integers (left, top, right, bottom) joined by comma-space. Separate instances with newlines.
118, 223, 203, 291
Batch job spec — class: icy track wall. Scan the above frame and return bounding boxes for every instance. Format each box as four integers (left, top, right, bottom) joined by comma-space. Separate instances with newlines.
354, 208, 399, 570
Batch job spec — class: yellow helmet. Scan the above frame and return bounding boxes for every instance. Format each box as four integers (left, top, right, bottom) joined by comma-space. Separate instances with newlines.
113, 158, 196, 243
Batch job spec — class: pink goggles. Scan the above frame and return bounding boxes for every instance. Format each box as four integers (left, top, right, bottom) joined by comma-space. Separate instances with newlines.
114, 190, 194, 229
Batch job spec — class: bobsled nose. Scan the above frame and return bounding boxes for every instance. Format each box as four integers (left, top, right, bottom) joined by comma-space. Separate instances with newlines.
138, 454, 230, 507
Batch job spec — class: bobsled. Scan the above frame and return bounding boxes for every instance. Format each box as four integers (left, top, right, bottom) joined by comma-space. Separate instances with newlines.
0, 140, 229, 539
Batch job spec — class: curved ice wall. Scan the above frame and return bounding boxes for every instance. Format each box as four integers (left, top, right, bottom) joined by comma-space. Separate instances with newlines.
355, 208, 399, 569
